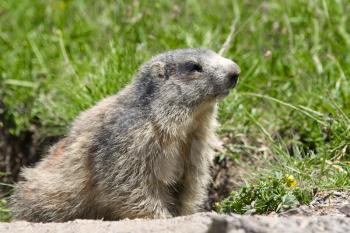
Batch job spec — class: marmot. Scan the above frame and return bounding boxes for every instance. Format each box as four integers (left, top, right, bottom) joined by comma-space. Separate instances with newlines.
11, 48, 240, 222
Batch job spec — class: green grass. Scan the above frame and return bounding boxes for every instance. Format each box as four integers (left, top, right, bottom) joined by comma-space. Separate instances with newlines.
0, 173, 13, 222
1, 0, 350, 220
216, 172, 313, 214
0, 199, 12, 222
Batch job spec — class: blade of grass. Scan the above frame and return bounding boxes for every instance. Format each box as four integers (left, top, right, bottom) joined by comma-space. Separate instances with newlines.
240, 92, 327, 126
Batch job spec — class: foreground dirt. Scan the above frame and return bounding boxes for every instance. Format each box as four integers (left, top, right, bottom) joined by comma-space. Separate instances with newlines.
1, 212, 350, 233
278, 191, 350, 217
1, 191, 349, 232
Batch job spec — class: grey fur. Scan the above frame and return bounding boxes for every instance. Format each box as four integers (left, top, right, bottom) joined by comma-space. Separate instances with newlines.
10, 48, 240, 222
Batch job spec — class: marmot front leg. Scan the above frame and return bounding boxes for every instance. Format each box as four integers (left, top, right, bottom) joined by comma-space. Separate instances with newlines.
149, 203, 173, 219
137, 198, 173, 219
177, 157, 211, 215
116, 184, 174, 219
145, 188, 174, 219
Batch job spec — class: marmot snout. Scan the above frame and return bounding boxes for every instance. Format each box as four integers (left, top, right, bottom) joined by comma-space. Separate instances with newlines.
11, 48, 240, 222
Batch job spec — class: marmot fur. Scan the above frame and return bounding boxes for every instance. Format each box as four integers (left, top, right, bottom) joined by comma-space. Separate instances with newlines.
11, 48, 240, 222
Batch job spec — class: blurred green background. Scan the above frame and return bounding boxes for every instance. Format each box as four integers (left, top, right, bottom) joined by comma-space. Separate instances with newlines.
0, 0, 349, 220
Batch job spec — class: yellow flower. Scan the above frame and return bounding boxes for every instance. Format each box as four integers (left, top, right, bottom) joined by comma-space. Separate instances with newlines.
215, 202, 222, 211
285, 174, 297, 188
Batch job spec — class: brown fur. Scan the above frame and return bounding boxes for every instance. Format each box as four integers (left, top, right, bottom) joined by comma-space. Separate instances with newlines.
41, 139, 67, 169
10, 48, 240, 222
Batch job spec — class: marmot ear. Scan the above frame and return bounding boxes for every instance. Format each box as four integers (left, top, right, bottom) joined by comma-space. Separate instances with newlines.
150, 61, 166, 79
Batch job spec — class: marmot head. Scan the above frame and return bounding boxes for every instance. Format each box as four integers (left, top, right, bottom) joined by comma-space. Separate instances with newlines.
135, 48, 240, 110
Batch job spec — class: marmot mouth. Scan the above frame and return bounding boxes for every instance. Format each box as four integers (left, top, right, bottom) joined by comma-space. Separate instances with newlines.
215, 90, 230, 99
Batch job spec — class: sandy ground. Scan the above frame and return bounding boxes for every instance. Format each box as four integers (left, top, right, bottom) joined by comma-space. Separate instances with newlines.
1, 191, 349, 233
278, 191, 350, 217
1, 212, 350, 233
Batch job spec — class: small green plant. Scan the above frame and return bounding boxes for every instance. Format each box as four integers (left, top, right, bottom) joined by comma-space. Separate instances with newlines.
0, 198, 12, 222
216, 172, 313, 215
0, 172, 13, 222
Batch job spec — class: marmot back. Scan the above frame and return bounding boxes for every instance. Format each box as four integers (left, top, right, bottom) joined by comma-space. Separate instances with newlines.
11, 48, 240, 222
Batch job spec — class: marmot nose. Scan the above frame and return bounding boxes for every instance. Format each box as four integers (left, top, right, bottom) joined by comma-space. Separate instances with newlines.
218, 57, 240, 89
227, 70, 240, 88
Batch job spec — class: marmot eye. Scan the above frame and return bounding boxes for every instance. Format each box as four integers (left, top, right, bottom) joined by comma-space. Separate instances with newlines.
185, 62, 203, 73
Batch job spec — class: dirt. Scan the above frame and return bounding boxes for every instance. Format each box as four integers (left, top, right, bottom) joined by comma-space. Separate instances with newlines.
278, 190, 350, 217
0, 100, 60, 195
205, 155, 237, 210
1, 212, 350, 233
0, 101, 33, 187
1, 192, 350, 232
205, 131, 270, 210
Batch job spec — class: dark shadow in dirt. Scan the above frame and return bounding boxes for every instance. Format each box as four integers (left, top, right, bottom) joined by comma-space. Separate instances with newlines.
0, 101, 60, 195
205, 155, 235, 211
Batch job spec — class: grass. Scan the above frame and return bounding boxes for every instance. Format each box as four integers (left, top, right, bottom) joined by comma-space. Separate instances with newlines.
1, 0, 349, 221
0, 199, 12, 222
0, 173, 12, 222
216, 172, 313, 214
